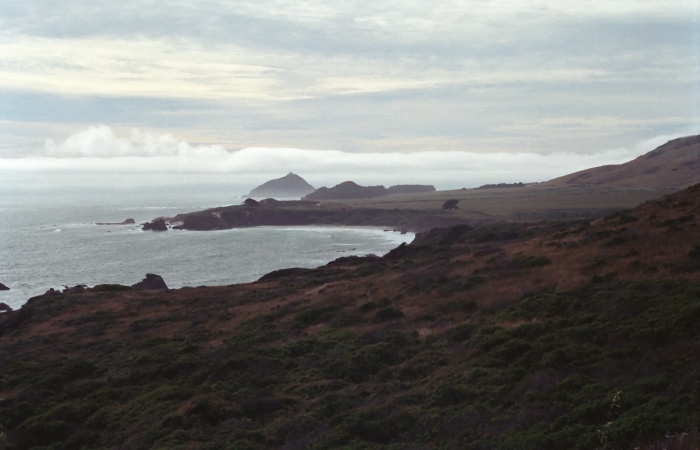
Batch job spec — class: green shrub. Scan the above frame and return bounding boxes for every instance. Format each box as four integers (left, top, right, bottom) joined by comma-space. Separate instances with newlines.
358, 301, 376, 313
293, 304, 342, 326
689, 244, 700, 258
374, 306, 404, 321
513, 255, 552, 268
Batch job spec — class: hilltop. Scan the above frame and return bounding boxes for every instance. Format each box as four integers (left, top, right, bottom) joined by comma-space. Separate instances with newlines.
1, 184, 698, 449
545, 134, 700, 189
303, 181, 436, 201
244, 173, 316, 199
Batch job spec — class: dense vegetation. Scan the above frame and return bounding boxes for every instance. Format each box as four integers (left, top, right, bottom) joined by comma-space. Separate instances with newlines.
1, 185, 699, 449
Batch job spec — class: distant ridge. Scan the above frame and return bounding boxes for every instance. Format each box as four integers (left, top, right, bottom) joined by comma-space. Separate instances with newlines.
245, 173, 315, 199
303, 181, 435, 201
545, 135, 700, 189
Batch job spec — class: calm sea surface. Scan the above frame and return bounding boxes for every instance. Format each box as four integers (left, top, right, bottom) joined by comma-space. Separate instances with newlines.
0, 186, 412, 310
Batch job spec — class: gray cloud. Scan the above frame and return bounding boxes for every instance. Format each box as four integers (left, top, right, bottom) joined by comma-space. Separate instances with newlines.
0, 0, 697, 161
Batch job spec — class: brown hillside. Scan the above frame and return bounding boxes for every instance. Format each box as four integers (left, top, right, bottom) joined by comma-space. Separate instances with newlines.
545, 135, 700, 189
0, 185, 698, 448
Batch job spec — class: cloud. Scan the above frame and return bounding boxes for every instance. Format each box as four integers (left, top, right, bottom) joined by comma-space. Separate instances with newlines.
43, 125, 229, 158
0, 125, 674, 191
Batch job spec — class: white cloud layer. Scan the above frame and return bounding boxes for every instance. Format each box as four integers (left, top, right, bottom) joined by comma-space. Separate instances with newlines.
0, 126, 674, 191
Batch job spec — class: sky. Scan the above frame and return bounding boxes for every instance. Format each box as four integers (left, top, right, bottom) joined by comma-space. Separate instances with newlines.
0, 0, 698, 192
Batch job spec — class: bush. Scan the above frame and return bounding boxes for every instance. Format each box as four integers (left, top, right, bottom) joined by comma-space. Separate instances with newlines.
374, 306, 404, 321
513, 255, 552, 268
689, 244, 700, 258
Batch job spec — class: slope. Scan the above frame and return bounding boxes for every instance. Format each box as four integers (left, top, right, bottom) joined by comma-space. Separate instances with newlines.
545, 135, 700, 189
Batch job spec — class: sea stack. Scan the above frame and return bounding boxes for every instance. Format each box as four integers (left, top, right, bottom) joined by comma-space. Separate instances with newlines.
142, 218, 168, 231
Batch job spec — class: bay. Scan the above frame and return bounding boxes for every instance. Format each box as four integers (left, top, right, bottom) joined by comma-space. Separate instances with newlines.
0, 186, 412, 310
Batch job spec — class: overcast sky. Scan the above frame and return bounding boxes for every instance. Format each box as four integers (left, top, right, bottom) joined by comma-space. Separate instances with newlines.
0, 0, 698, 191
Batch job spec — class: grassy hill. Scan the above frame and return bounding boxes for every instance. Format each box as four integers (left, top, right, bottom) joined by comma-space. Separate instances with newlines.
544, 135, 700, 189
1, 184, 699, 449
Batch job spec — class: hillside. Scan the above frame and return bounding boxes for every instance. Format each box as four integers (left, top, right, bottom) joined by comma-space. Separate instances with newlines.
1, 185, 699, 449
244, 173, 316, 199
545, 135, 700, 188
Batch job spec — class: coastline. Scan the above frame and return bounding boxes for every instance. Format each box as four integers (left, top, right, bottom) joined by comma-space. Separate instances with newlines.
0, 224, 413, 311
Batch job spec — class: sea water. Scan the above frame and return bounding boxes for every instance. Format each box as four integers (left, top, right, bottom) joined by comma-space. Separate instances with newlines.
0, 186, 412, 310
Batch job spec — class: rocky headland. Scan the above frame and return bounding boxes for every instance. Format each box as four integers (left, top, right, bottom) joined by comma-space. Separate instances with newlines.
141, 199, 466, 233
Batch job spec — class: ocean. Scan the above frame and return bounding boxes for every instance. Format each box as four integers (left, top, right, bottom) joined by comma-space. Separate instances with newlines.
0, 185, 413, 310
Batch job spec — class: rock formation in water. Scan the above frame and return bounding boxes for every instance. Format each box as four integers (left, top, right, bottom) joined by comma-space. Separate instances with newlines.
142, 218, 168, 231
96, 218, 136, 225
0, 283, 9, 291
131, 274, 169, 290
0, 302, 11, 312
245, 173, 316, 199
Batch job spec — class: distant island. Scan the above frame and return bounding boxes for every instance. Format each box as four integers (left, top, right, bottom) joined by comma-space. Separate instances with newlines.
244, 173, 315, 199
245, 174, 436, 201
303, 181, 436, 201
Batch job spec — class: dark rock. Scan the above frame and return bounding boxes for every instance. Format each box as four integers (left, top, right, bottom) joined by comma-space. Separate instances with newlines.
143, 218, 168, 231
0, 282, 9, 291
0, 302, 12, 312
257, 267, 315, 282
132, 274, 169, 290
96, 218, 136, 225
63, 285, 87, 294
442, 199, 459, 210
